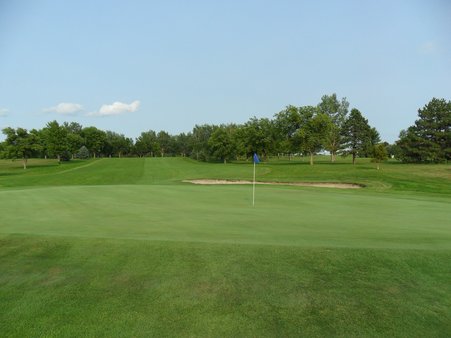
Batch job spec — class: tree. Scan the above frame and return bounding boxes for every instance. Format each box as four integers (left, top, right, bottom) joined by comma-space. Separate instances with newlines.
135, 130, 158, 157
361, 127, 381, 158
105, 131, 133, 157
396, 98, 451, 162
32, 128, 48, 158
63, 122, 83, 134
238, 117, 275, 159
2, 127, 41, 169
191, 124, 217, 161
63, 122, 85, 159
0, 142, 5, 158
341, 109, 372, 164
77, 145, 90, 159
156, 131, 172, 157
317, 94, 349, 162
208, 124, 237, 163
82, 127, 106, 158
42, 120, 68, 163
294, 107, 332, 165
372, 143, 388, 170
66, 133, 85, 159
121, 137, 134, 157
173, 132, 192, 157
273, 105, 302, 158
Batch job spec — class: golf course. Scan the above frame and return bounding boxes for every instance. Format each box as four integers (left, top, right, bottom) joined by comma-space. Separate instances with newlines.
0, 157, 450, 337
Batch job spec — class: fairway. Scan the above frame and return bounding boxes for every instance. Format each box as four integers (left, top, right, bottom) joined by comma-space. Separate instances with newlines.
1, 158, 450, 336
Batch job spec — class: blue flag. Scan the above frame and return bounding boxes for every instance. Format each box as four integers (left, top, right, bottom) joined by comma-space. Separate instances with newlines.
253, 153, 260, 164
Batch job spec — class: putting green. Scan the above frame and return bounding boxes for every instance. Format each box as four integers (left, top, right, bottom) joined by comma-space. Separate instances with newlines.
1, 184, 449, 249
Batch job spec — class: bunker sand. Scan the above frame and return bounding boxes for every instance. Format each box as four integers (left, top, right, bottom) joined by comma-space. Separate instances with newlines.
183, 179, 363, 189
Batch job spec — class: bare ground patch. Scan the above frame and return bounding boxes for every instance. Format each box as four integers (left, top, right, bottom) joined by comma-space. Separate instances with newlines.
183, 179, 363, 189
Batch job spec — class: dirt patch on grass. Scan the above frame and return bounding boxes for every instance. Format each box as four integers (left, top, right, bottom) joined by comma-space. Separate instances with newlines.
183, 179, 363, 189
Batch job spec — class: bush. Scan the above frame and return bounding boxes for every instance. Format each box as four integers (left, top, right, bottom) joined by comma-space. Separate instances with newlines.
60, 150, 72, 161
77, 146, 90, 159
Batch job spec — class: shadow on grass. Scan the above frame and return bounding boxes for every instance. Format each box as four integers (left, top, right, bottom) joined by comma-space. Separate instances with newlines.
0, 172, 20, 177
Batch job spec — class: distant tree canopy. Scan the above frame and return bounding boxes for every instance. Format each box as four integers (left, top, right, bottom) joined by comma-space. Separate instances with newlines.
9, 93, 449, 165
396, 98, 450, 162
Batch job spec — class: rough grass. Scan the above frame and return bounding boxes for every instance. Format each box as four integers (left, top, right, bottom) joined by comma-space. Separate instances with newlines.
0, 157, 450, 337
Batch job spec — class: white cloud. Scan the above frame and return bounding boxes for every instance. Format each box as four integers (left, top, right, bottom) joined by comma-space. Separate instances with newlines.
87, 100, 140, 117
0, 108, 8, 117
44, 102, 83, 115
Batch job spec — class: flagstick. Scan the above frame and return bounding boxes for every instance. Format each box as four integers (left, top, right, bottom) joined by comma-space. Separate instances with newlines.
252, 161, 256, 206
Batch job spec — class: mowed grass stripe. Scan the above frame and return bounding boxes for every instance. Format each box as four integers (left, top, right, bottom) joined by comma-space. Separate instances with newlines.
1, 184, 449, 249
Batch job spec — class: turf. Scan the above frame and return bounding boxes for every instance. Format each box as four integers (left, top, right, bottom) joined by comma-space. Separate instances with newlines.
1, 156, 450, 194
0, 157, 450, 337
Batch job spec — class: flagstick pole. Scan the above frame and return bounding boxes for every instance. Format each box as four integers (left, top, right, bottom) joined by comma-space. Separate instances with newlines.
252, 161, 256, 206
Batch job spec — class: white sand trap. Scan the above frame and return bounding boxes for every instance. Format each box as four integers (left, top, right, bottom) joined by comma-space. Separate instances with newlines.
183, 179, 363, 189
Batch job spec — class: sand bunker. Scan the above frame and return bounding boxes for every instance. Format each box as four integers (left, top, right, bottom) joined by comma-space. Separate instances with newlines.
183, 179, 363, 189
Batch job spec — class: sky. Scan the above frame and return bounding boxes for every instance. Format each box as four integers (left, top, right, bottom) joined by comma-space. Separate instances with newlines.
0, 0, 450, 143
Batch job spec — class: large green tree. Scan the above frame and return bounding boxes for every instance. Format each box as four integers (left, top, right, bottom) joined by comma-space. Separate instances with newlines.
317, 94, 349, 162
273, 105, 302, 158
294, 107, 332, 165
191, 124, 217, 161
105, 131, 133, 157
63, 122, 85, 159
42, 120, 68, 163
66, 133, 85, 159
208, 124, 237, 163
135, 130, 158, 157
396, 98, 451, 162
173, 132, 192, 157
2, 127, 41, 169
238, 117, 275, 159
360, 127, 381, 158
82, 127, 106, 158
156, 131, 172, 157
341, 109, 372, 164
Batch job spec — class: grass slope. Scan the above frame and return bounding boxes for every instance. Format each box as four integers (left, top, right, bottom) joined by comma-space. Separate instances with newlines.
0, 157, 450, 336
1, 156, 450, 194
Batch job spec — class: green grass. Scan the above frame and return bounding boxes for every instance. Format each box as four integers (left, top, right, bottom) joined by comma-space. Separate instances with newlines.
1, 156, 449, 195
0, 157, 450, 336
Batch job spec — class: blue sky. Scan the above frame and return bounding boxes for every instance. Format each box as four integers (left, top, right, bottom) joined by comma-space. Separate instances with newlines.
0, 0, 450, 142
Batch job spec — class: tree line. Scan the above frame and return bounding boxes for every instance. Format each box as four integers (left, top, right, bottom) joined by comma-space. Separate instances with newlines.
1, 95, 449, 168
